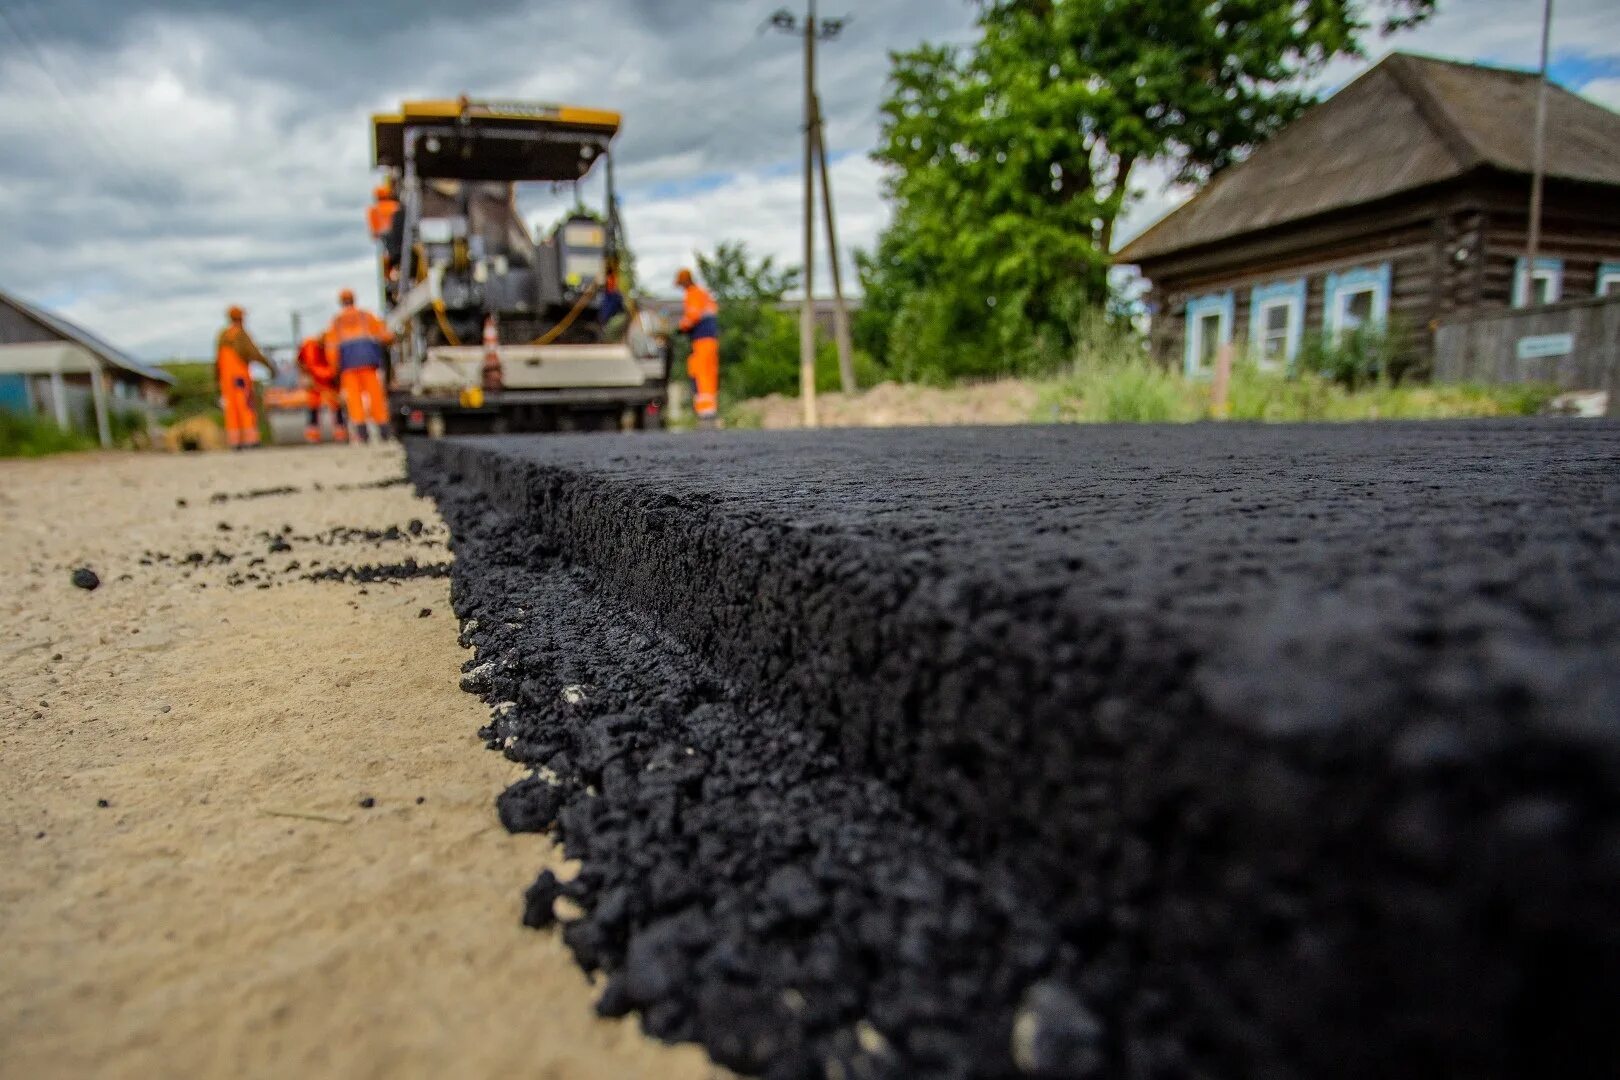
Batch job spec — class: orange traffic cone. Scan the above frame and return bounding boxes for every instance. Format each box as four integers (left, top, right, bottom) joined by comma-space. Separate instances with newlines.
482, 315, 502, 390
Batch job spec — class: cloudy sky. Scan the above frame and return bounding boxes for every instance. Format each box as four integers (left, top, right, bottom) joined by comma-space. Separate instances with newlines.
1, 0, 1617, 361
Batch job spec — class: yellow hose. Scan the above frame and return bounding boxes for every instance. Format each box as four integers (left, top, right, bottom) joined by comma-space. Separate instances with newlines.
530, 284, 599, 346
434, 282, 600, 350
432, 301, 462, 347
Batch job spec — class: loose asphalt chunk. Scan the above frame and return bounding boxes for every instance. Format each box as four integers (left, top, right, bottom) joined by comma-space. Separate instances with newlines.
409, 421, 1620, 1080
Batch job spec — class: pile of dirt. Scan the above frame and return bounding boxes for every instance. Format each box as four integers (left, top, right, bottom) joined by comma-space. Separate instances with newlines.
161, 415, 229, 453
738, 380, 1043, 429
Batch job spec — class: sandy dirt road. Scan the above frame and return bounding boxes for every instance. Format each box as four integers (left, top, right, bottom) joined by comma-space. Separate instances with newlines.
0, 445, 715, 1080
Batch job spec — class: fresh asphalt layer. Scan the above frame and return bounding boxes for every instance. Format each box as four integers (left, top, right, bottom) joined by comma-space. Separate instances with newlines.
408, 421, 1620, 1080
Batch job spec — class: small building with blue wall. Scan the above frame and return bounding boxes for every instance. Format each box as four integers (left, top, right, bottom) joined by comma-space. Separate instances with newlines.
0, 288, 174, 445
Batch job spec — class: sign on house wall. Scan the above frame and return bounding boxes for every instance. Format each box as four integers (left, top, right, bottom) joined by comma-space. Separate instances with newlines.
1515, 333, 1575, 361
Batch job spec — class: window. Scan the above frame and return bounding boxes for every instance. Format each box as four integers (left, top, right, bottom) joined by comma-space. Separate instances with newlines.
1513, 257, 1563, 307
1248, 278, 1305, 370
1341, 287, 1377, 328
1183, 291, 1233, 378
1196, 312, 1223, 366
1597, 262, 1620, 298
1324, 264, 1392, 344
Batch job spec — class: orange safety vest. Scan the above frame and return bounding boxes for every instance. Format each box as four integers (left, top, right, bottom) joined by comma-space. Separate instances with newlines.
297, 337, 336, 385
368, 197, 400, 239
680, 283, 719, 340
216, 325, 262, 387
324, 306, 394, 371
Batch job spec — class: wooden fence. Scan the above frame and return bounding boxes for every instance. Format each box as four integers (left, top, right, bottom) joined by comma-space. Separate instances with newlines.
1433, 295, 1620, 414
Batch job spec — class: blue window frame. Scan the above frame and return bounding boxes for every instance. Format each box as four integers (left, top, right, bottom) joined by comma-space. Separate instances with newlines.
1248, 278, 1306, 370
1183, 291, 1234, 378
1513, 256, 1564, 307
1324, 263, 1392, 342
1597, 261, 1620, 298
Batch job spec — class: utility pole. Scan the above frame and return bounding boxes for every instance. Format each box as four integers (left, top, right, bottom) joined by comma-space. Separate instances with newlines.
769, 5, 851, 426
800, 0, 818, 427
1525, 0, 1553, 303
291, 311, 303, 349
814, 92, 856, 395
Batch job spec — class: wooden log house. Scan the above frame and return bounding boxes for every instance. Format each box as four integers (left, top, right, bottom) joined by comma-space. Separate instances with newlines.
1116, 53, 1620, 377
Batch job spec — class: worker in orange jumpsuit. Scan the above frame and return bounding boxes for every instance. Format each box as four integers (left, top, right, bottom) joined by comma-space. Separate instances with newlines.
367, 180, 400, 239
369, 180, 402, 294
296, 335, 347, 443
675, 268, 720, 428
215, 306, 268, 450
600, 258, 625, 326
325, 288, 395, 444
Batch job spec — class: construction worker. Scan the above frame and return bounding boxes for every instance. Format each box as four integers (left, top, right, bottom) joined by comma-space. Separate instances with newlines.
675, 268, 720, 427
325, 288, 395, 443
296, 335, 347, 443
215, 306, 267, 450
369, 180, 403, 295
367, 179, 400, 240
600, 258, 625, 326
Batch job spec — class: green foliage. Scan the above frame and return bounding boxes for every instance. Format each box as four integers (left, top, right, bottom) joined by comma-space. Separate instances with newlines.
1293, 321, 1427, 390
688, 241, 882, 401
720, 305, 885, 400
161, 361, 221, 422
0, 410, 96, 457
107, 408, 149, 445
860, 0, 1433, 379
695, 240, 801, 375
697, 242, 800, 304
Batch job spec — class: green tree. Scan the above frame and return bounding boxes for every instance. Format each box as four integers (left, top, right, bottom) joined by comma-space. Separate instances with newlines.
697, 241, 801, 303
695, 241, 801, 375
863, 0, 1434, 381
691, 242, 877, 399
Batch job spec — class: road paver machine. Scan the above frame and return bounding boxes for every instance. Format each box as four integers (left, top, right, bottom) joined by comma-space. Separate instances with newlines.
372, 99, 666, 434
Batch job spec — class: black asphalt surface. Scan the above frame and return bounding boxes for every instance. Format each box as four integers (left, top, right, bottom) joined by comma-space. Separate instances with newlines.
409, 421, 1620, 1080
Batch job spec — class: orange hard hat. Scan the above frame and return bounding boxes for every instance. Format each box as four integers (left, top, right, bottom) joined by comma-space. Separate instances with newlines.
674, 268, 694, 286
374, 184, 392, 200
338, 288, 355, 305
227, 305, 245, 322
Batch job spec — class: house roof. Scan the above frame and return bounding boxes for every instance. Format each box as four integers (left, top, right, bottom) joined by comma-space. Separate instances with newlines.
0, 288, 174, 385
1116, 52, 1620, 266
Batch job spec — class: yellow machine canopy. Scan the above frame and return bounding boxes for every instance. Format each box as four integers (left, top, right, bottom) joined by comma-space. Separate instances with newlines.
372, 100, 621, 182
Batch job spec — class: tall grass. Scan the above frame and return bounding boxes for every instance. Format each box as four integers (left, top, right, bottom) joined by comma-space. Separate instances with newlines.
1039, 326, 1557, 424
0, 411, 96, 457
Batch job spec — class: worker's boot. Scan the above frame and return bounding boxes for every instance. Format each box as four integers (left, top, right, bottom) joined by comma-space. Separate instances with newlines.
366, 422, 384, 444
304, 424, 321, 445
